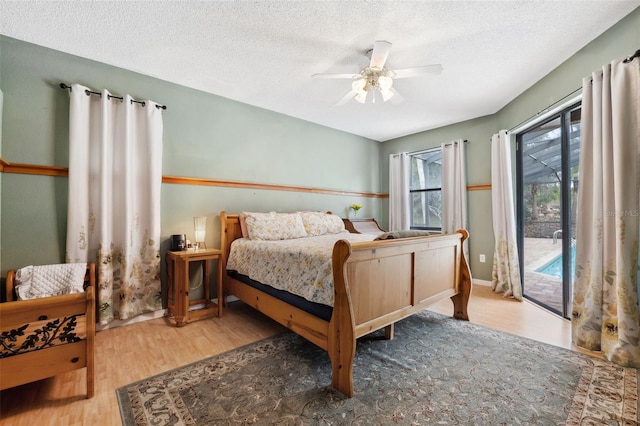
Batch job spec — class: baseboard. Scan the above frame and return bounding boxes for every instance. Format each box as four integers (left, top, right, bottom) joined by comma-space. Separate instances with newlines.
97, 309, 167, 331
473, 278, 492, 287
97, 282, 491, 331
96, 298, 232, 330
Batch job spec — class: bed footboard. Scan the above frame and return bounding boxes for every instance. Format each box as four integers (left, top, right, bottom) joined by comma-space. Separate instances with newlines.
329, 230, 471, 396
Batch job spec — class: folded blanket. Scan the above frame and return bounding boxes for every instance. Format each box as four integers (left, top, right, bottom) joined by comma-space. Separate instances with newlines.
15, 263, 87, 300
374, 230, 435, 240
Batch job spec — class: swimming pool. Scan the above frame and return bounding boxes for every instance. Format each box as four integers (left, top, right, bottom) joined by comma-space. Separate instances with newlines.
536, 247, 576, 280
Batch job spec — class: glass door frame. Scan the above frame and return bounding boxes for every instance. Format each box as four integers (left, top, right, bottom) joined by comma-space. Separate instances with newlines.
515, 102, 580, 319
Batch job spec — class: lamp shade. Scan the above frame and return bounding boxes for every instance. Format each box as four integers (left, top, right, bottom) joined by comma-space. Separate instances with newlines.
193, 216, 206, 246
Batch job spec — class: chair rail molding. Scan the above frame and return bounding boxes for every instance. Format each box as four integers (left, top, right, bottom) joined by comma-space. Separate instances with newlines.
0, 158, 491, 195
0, 157, 388, 198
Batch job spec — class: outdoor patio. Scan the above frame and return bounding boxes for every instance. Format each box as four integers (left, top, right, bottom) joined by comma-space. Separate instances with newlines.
523, 237, 565, 313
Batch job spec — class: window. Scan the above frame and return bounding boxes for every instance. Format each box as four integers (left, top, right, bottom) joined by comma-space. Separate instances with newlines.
409, 149, 442, 230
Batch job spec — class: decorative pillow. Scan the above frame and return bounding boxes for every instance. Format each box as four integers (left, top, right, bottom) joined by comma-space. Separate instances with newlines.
239, 213, 249, 238
374, 230, 434, 240
15, 262, 87, 300
242, 212, 308, 240
298, 211, 345, 236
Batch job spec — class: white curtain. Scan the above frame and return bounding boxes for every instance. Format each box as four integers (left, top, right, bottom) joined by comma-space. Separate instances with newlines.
491, 130, 522, 300
389, 152, 410, 231
66, 84, 163, 325
572, 56, 640, 367
441, 140, 468, 259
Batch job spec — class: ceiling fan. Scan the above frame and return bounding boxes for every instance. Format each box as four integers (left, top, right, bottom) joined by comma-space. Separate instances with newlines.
312, 40, 443, 106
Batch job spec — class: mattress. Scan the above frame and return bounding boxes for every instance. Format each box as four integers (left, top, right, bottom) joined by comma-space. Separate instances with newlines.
226, 231, 375, 307
227, 271, 334, 321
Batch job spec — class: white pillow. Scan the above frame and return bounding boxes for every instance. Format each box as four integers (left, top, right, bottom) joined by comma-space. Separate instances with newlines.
15, 263, 87, 300
298, 211, 345, 236
242, 212, 308, 240
238, 213, 249, 238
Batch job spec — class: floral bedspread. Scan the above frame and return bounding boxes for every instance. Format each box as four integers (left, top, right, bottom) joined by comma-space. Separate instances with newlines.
226, 231, 375, 306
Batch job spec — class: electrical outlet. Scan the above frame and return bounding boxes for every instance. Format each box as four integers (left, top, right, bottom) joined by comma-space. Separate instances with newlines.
479, 254, 486, 263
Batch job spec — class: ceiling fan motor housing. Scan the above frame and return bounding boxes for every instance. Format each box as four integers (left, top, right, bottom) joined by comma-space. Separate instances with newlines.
353, 67, 394, 102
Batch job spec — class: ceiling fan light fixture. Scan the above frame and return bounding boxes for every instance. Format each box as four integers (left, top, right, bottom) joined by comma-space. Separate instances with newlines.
354, 91, 367, 103
352, 77, 367, 91
380, 88, 394, 102
377, 74, 393, 91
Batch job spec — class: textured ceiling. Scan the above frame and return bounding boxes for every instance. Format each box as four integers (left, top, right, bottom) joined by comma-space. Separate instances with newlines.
1, 1, 638, 141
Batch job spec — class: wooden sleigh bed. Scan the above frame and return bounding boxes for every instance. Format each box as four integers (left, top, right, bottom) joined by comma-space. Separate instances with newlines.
0, 263, 95, 398
220, 212, 472, 397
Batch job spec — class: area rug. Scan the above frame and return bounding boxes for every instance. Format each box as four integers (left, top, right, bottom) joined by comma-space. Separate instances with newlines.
117, 311, 639, 425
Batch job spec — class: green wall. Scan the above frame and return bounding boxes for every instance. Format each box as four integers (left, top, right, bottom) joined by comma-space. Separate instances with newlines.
381, 6, 640, 281
0, 36, 379, 297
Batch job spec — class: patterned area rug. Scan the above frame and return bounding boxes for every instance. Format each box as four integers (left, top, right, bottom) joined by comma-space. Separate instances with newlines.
117, 311, 639, 425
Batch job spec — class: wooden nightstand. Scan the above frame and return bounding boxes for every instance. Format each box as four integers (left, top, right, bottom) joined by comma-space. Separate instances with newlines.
166, 248, 223, 327
343, 218, 385, 235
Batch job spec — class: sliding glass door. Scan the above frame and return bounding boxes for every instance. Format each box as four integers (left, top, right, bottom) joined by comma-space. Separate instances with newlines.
516, 104, 581, 318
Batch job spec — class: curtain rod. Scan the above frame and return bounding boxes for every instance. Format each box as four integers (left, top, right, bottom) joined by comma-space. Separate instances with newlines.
59, 83, 167, 110
507, 48, 638, 133
507, 86, 581, 133
623, 48, 640, 63
442, 139, 469, 147
406, 140, 468, 156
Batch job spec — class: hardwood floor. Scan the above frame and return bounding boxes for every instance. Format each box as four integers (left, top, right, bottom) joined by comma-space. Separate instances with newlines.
0, 285, 583, 425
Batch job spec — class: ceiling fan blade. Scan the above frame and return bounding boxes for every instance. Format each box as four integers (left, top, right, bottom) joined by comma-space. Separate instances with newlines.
392, 64, 443, 79
370, 40, 392, 69
336, 90, 357, 106
312, 73, 358, 79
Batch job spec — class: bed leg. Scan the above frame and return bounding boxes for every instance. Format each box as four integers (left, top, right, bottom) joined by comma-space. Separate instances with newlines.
384, 323, 394, 340
452, 229, 472, 321
328, 331, 356, 398
451, 267, 472, 320
451, 288, 470, 320
328, 304, 356, 397
329, 240, 357, 397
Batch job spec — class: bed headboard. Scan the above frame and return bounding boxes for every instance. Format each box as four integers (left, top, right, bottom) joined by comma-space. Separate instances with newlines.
220, 212, 243, 271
